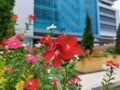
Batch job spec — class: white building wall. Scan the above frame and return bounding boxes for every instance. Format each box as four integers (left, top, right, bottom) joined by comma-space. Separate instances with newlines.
14, 0, 34, 37
14, 0, 34, 47
112, 0, 120, 27
99, 2, 117, 37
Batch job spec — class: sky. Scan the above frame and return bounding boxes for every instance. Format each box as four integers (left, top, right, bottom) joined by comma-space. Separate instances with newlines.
112, 0, 120, 10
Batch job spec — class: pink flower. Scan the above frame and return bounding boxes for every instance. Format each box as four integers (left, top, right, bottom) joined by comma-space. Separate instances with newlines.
15, 33, 25, 39
75, 76, 82, 83
5, 37, 22, 49
4, 45, 9, 50
6, 67, 12, 73
26, 55, 37, 63
26, 46, 34, 53
28, 48, 34, 53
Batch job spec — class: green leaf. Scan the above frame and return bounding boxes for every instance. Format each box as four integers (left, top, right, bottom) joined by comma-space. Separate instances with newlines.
57, 82, 62, 90
110, 77, 114, 81
0, 55, 3, 60
49, 74, 63, 80
106, 73, 110, 77
102, 78, 107, 82
101, 81, 106, 86
67, 84, 77, 90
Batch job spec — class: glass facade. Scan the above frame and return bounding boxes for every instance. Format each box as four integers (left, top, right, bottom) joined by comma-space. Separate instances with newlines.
34, 0, 58, 33
34, 0, 99, 36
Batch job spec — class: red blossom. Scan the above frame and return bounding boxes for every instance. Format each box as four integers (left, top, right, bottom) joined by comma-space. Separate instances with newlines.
38, 36, 54, 51
6, 29, 11, 33
113, 63, 119, 68
12, 14, 18, 22
39, 36, 53, 45
106, 60, 119, 68
24, 79, 38, 90
43, 63, 49, 68
106, 60, 114, 67
69, 76, 81, 85
39, 35, 82, 68
32, 48, 39, 52
53, 80, 58, 88
0, 40, 7, 47
28, 14, 36, 21
1, 40, 7, 45
69, 79, 76, 84
0, 44, 3, 47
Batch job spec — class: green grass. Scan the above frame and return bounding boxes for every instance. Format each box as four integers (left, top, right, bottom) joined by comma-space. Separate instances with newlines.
114, 86, 120, 90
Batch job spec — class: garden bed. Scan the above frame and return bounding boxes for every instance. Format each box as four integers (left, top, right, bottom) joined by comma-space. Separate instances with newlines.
75, 55, 120, 73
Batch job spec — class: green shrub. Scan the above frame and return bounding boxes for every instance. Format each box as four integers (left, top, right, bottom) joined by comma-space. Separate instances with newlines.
115, 24, 120, 54
81, 12, 94, 55
0, 0, 15, 42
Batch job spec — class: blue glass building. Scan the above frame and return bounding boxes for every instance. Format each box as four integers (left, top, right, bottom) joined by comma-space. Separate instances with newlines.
34, 0, 99, 37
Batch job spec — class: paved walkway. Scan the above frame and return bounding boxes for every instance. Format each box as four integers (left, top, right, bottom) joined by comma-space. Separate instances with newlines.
79, 68, 120, 90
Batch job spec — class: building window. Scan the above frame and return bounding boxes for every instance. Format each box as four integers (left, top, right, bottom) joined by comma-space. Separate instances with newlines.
100, 7, 115, 17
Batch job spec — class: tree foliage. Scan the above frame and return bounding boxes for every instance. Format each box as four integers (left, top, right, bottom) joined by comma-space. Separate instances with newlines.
115, 24, 120, 54
81, 13, 94, 53
0, 0, 15, 42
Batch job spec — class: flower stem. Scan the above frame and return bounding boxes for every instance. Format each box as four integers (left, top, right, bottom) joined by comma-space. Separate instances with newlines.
63, 67, 68, 90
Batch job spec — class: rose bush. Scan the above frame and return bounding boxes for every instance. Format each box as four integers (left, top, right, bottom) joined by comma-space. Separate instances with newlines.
0, 22, 82, 90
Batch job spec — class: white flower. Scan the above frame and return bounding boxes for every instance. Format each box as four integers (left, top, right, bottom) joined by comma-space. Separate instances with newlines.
22, 43, 30, 50
0, 51, 4, 54
22, 43, 29, 47
47, 24, 57, 30
47, 69, 51, 73
35, 43, 41, 48
74, 55, 80, 60
48, 77, 53, 79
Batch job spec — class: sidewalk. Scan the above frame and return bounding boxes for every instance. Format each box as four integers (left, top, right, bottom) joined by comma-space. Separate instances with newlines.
79, 68, 120, 90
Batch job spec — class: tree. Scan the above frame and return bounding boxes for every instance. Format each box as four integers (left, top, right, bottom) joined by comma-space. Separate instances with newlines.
81, 13, 94, 56
115, 24, 120, 54
0, 0, 15, 42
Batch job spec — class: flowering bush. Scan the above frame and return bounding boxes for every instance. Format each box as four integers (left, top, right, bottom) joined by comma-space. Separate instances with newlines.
0, 14, 119, 90
0, 23, 82, 90
101, 60, 119, 90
